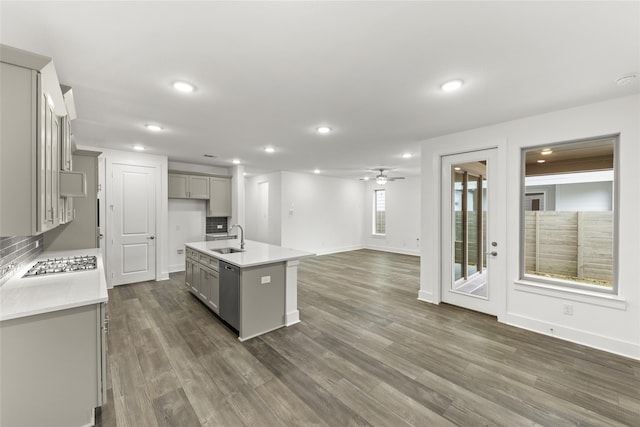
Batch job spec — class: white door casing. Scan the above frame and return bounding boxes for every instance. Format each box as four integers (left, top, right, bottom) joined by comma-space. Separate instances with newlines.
441, 148, 505, 316
108, 163, 157, 286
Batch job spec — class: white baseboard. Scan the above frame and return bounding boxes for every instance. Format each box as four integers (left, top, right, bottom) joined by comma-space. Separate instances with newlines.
364, 244, 420, 257
168, 264, 185, 274
315, 244, 364, 256
417, 290, 435, 303
505, 313, 640, 361
285, 310, 300, 326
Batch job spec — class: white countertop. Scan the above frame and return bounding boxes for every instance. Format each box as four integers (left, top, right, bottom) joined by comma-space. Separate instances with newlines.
186, 239, 314, 268
0, 248, 108, 322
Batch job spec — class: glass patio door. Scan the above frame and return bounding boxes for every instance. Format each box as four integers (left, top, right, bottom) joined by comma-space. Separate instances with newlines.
442, 148, 502, 316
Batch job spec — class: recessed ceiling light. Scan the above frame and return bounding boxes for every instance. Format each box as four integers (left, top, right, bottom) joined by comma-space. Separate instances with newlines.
454, 167, 461, 171
316, 126, 331, 134
145, 124, 163, 132
314, 169, 320, 174
441, 79, 464, 92
173, 81, 196, 93
363, 177, 370, 181
615, 73, 637, 86
264, 146, 275, 153
541, 149, 553, 155
133, 145, 145, 151
402, 153, 412, 159
537, 159, 546, 163
232, 159, 241, 164
243, 172, 247, 176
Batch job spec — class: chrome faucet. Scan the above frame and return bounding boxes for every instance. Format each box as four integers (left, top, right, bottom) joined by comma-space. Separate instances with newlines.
231, 224, 245, 249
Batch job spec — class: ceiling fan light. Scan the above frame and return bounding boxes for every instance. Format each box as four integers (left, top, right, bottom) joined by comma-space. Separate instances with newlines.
376, 176, 387, 185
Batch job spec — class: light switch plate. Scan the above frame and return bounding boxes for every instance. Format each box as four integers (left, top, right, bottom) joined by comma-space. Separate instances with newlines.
261, 276, 271, 284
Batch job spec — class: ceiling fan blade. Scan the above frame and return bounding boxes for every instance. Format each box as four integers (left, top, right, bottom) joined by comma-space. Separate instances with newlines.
387, 176, 405, 181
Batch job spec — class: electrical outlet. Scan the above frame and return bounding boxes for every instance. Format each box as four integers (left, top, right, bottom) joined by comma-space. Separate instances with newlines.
563, 303, 573, 315
261, 276, 271, 284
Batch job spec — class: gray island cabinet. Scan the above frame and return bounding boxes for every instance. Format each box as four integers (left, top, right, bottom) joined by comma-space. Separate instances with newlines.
185, 239, 313, 341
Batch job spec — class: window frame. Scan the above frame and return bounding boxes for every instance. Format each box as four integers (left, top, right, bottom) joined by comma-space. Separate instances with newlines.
372, 188, 386, 236
519, 134, 619, 295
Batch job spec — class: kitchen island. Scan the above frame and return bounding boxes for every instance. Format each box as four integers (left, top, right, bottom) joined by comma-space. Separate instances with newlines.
184, 239, 313, 341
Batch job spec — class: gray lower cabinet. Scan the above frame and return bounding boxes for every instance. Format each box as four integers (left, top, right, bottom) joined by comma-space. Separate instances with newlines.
185, 248, 219, 314
0, 302, 106, 427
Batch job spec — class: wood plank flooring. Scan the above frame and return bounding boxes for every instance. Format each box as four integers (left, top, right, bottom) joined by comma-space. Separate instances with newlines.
96, 249, 640, 426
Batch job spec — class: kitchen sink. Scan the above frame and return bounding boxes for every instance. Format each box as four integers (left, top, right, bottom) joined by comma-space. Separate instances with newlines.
211, 247, 245, 254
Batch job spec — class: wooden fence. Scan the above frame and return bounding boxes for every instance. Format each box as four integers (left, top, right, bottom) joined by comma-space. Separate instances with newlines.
524, 211, 613, 284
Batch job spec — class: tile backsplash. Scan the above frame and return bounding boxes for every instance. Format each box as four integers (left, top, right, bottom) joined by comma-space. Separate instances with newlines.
206, 217, 229, 233
0, 235, 44, 285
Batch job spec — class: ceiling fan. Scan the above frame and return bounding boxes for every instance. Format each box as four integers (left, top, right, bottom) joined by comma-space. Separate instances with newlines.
361, 168, 405, 185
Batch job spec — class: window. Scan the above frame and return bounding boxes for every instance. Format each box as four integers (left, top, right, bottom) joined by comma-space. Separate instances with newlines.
373, 189, 386, 235
521, 135, 617, 293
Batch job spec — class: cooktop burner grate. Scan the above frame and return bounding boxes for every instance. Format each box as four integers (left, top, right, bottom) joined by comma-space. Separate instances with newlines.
22, 256, 97, 278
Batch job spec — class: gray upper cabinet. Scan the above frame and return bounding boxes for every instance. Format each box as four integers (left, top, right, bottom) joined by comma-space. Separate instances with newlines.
1, 45, 69, 235
168, 173, 210, 199
207, 177, 231, 217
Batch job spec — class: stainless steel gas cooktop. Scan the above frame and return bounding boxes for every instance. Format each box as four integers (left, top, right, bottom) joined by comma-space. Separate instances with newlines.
23, 256, 97, 278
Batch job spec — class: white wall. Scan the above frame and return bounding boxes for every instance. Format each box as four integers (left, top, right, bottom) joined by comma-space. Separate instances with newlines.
420, 94, 640, 360
362, 177, 421, 255
168, 199, 206, 273
280, 172, 364, 254
245, 172, 282, 246
556, 181, 613, 211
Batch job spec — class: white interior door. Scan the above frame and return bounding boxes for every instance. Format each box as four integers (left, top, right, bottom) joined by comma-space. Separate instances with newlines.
441, 148, 504, 316
109, 163, 157, 286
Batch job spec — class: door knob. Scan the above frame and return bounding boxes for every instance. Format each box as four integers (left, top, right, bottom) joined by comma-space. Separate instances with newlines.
486, 251, 497, 257
148, 236, 155, 240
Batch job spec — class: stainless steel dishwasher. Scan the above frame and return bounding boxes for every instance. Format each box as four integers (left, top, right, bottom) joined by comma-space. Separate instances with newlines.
219, 261, 240, 331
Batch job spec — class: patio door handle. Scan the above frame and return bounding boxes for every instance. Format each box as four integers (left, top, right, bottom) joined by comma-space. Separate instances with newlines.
486, 251, 498, 257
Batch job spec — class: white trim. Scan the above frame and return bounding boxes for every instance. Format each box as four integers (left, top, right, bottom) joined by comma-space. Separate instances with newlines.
314, 244, 364, 256
238, 324, 285, 342
514, 280, 627, 310
284, 311, 300, 326
168, 264, 185, 274
364, 244, 420, 257
505, 312, 640, 361
284, 259, 300, 326
417, 290, 435, 303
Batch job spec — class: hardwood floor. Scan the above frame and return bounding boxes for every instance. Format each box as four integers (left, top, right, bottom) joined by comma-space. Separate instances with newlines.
96, 249, 640, 426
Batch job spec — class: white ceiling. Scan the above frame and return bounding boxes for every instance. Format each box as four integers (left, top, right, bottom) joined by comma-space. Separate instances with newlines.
2, 1, 638, 179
